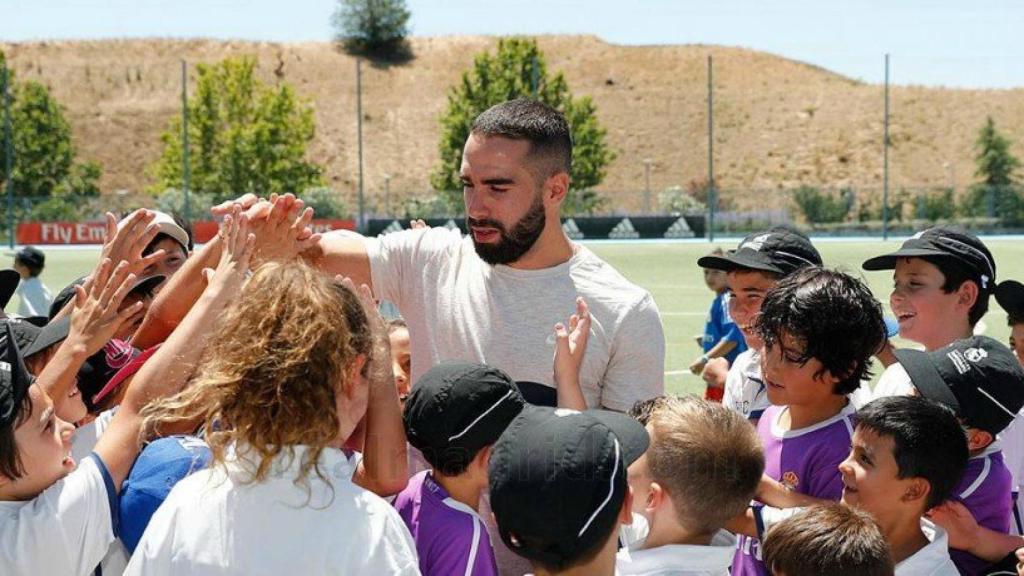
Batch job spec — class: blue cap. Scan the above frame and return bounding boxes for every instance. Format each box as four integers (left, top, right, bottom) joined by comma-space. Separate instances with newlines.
883, 316, 900, 339
119, 435, 212, 553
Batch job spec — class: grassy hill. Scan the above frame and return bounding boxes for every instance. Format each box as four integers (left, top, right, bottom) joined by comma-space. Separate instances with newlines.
3, 36, 1023, 213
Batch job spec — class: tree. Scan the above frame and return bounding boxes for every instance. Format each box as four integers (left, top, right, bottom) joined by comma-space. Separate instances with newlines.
332, 0, 411, 58
430, 37, 616, 215
0, 50, 102, 221
975, 117, 1019, 187
153, 56, 324, 203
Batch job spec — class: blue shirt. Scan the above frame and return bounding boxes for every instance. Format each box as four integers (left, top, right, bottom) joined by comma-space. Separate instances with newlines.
702, 292, 747, 365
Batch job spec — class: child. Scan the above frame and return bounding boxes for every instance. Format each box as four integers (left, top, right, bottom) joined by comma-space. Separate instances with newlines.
395, 362, 525, 575
138, 210, 192, 280
690, 247, 747, 402
891, 336, 1024, 574
617, 396, 763, 575
732, 266, 887, 575
388, 317, 412, 405
10, 247, 52, 317
0, 211, 252, 575
996, 280, 1024, 365
124, 261, 418, 575
863, 225, 996, 361
762, 503, 894, 576
696, 226, 823, 423
996, 279, 1024, 535
489, 405, 649, 576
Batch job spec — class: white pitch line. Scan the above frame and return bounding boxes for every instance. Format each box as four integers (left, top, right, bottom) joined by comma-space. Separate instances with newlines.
659, 311, 706, 317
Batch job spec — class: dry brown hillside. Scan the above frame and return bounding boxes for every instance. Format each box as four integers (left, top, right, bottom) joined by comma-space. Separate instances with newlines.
2, 36, 1023, 212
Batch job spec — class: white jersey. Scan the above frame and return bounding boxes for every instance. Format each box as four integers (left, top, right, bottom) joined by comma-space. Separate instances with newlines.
125, 444, 419, 575
365, 227, 665, 412
894, 520, 958, 575
722, 349, 769, 421
616, 541, 733, 575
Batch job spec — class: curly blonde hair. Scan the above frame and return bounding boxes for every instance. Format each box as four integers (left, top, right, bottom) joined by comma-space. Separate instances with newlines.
140, 260, 371, 487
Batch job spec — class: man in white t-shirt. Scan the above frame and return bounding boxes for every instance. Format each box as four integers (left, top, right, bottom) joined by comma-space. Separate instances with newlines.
309, 98, 665, 411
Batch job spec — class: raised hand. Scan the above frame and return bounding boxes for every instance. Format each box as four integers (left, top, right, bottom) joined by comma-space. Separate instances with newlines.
203, 206, 256, 289
69, 258, 143, 356
97, 209, 166, 279
336, 275, 391, 385
553, 297, 591, 410
247, 193, 322, 267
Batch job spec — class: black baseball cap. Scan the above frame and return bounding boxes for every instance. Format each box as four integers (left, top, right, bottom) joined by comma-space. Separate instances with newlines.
862, 226, 996, 293
894, 336, 1024, 436
10, 246, 45, 269
0, 269, 18, 311
0, 322, 33, 428
488, 406, 649, 568
6, 315, 71, 358
403, 362, 525, 474
697, 227, 822, 276
996, 280, 1024, 317
49, 277, 87, 320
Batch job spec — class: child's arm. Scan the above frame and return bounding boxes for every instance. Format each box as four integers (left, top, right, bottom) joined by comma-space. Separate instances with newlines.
757, 475, 832, 508
93, 210, 255, 491
35, 259, 142, 416
553, 297, 590, 411
928, 500, 1024, 562
343, 278, 409, 497
689, 339, 738, 376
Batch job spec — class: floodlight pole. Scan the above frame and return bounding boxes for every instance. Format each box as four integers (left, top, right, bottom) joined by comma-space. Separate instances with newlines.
356, 58, 365, 233
707, 55, 716, 242
882, 54, 890, 241
181, 60, 191, 223
2, 67, 13, 249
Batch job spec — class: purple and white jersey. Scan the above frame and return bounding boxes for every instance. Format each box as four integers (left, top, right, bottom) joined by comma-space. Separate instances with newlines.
949, 449, 1013, 575
732, 403, 856, 576
394, 470, 498, 576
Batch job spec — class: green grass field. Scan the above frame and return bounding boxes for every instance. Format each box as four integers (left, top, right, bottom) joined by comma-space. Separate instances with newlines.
8, 238, 1024, 396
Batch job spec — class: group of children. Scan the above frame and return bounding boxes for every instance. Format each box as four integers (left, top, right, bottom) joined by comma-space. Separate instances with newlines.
1, 189, 1024, 576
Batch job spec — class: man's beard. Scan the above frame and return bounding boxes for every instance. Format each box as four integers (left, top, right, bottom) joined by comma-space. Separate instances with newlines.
468, 197, 546, 266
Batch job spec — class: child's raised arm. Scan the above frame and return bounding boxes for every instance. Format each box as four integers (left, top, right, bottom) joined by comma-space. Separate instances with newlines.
553, 297, 590, 411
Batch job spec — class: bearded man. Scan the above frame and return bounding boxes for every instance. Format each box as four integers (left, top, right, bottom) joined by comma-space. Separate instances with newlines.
312, 98, 665, 411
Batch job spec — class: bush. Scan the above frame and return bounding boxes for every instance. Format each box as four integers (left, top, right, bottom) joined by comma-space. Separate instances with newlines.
960, 185, 1024, 224
298, 187, 350, 219
332, 0, 411, 59
914, 188, 956, 221
792, 186, 852, 224
658, 186, 706, 215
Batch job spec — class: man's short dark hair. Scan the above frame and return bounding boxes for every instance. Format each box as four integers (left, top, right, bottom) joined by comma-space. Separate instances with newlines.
757, 267, 886, 395
471, 98, 572, 183
924, 256, 989, 326
1009, 311, 1024, 326
856, 396, 969, 510
763, 503, 894, 576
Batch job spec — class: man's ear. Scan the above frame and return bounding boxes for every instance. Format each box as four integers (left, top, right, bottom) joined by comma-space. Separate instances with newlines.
956, 280, 980, 312
966, 428, 993, 452
543, 171, 570, 206
901, 477, 932, 506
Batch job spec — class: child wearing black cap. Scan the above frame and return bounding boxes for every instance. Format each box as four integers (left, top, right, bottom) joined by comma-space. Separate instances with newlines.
696, 226, 823, 424
395, 361, 526, 576
10, 246, 52, 318
731, 266, 887, 576
489, 405, 649, 576
995, 280, 1024, 537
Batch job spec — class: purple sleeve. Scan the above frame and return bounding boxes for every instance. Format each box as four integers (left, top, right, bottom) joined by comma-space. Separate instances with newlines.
803, 436, 849, 501
427, 517, 497, 576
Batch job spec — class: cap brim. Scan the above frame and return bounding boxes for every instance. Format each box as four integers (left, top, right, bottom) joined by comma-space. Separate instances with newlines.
893, 348, 960, 412
93, 344, 159, 404
516, 381, 557, 407
697, 253, 783, 275
585, 409, 650, 465
129, 275, 166, 296
862, 248, 951, 271
996, 280, 1024, 315
0, 269, 19, 310
23, 316, 71, 357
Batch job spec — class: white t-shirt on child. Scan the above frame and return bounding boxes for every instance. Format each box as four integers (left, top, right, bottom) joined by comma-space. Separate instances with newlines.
364, 227, 665, 411
0, 454, 117, 576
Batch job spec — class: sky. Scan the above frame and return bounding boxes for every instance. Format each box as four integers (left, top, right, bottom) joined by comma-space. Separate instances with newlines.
2, 0, 1022, 88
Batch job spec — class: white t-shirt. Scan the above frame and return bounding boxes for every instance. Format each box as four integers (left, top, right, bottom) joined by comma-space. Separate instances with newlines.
873, 362, 916, 399
365, 227, 665, 411
722, 349, 768, 421
616, 542, 733, 576
124, 443, 420, 575
999, 410, 1024, 534
894, 520, 958, 576
0, 454, 117, 576
15, 276, 52, 317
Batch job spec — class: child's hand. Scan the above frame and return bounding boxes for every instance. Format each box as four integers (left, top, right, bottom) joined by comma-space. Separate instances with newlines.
98, 209, 166, 278
688, 355, 709, 375
553, 297, 590, 410
69, 258, 142, 356
701, 357, 729, 388
248, 193, 322, 266
202, 207, 255, 289
927, 500, 980, 552
335, 276, 393, 390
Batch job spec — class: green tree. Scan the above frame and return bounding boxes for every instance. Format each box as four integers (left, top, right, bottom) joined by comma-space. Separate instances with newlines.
153, 56, 323, 203
975, 117, 1019, 187
0, 51, 102, 221
332, 0, 411, 58
430, 37, 616, 215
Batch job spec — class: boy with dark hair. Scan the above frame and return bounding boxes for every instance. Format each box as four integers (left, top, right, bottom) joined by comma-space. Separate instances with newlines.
489, 406, 649, 576
396, 362, 526, 576
10, 247, 52, 317
762, 503, 894, 576
995, 280, 1024, 536
697, 226, 823, 423
996, 280, 1024, 367
139, 211, 192, 280
619, 396, 763, 575
732, 266, 887, 575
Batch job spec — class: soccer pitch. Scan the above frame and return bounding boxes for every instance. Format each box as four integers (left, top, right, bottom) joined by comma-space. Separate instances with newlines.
8, 237, 1024, 397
